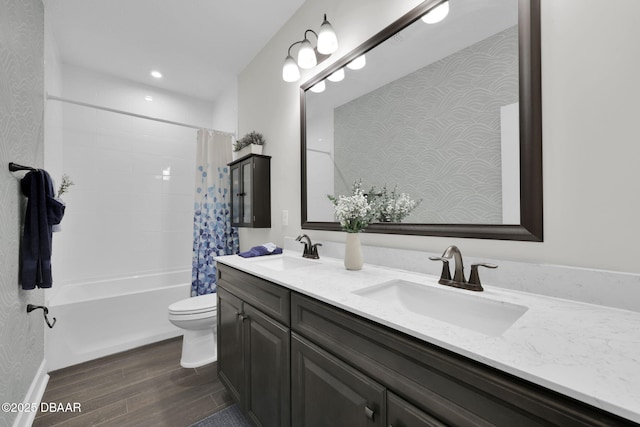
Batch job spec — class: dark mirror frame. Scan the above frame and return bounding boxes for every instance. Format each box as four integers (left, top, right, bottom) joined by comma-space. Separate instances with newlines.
300, 0, 542, 241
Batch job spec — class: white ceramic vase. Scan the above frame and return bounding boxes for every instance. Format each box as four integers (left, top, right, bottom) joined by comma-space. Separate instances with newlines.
344, 233, 363, 270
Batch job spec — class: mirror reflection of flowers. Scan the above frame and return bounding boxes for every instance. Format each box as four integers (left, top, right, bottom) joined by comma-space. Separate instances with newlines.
369, 184, 421, 223
327, 180, 376, 233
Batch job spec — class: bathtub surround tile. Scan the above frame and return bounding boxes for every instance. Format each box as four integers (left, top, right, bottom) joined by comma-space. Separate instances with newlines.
283, 237, 640, 313
34, 338, 229, 427
53, 101, 197, 285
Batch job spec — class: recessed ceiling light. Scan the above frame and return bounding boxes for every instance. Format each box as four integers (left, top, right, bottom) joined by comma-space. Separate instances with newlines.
145, 96, 153, 101
150, 70, 162, 79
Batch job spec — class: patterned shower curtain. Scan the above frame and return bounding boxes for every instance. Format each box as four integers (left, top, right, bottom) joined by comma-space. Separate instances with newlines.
191, 129, 239, 296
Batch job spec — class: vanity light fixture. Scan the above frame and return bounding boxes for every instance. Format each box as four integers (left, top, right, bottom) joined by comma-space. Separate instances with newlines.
317, 14, 338, 54
327, 68, 345, 82
346, 54, 366, 70
421, 0, 450, 24
282, 14, 339, 82
297, 35, 317, 69
282, 55, 301, 82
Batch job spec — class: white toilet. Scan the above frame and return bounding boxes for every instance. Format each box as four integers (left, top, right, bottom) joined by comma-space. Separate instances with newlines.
168, 293, 218, 368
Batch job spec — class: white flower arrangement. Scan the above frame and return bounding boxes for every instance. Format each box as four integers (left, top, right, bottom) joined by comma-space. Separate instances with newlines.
327, 180, 376, 233
328, 180, 421, 230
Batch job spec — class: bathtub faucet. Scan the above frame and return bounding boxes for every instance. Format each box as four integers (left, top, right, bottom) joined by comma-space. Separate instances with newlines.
27, 304, 56, 328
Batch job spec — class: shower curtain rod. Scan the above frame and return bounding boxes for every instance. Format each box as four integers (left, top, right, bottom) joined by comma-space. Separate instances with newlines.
46, 94, 235, 137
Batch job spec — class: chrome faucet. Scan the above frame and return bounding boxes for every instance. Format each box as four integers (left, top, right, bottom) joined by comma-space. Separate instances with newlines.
429, 245, 497, 292
296, 234, 322, 259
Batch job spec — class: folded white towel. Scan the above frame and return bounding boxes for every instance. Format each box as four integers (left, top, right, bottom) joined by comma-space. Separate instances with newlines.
262, 242, 277, 252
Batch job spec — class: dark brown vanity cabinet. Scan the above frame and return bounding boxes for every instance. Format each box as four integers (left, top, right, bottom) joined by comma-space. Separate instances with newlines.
291, 293, 636, 427
291, 334, 385, 427
217, 265, 290, 427
229, 154, 271, 228
217, 264, 636, 427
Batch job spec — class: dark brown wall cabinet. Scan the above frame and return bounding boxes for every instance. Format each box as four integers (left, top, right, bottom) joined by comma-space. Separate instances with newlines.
217, 264, 636, 427
229, 154, 271, 228
217, 265, 289, 427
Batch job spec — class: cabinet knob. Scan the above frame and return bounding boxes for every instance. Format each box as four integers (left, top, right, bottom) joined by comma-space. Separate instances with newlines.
365, 406, 375, 421
236, 312, 248, 321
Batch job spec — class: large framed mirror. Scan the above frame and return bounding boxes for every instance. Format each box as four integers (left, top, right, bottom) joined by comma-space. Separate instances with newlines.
301, 0, 542, 241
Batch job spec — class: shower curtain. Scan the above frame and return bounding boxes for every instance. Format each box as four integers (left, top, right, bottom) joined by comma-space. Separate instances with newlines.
191, 129, 239, 296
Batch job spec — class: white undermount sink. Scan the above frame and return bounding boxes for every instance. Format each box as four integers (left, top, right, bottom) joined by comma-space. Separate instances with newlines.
353, 279, 528, 336
253, 255, 320, 271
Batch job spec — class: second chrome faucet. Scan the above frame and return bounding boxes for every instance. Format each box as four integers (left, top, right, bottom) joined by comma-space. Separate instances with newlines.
429, 245, 497, 292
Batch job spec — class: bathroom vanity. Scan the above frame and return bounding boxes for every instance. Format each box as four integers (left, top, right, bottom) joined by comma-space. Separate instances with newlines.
215, 252, 640, 426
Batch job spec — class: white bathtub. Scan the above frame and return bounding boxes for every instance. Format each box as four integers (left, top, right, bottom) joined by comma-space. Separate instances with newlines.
45, 270, 191, 371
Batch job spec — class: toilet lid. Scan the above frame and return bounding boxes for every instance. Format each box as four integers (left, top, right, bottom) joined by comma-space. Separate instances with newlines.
169, 293, 217, 315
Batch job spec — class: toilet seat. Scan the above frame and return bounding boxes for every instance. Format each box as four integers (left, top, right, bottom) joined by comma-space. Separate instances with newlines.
168, 294, 217, 316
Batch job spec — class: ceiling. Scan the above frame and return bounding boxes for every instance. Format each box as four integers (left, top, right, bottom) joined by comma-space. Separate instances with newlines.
44, 0, 306, 102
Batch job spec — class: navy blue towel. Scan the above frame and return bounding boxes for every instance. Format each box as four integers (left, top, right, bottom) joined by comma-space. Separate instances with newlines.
20, 170, 65, 289
238, 245, 283, 258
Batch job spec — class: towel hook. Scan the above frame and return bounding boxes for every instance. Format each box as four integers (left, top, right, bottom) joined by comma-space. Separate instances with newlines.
26, 304, 56, 328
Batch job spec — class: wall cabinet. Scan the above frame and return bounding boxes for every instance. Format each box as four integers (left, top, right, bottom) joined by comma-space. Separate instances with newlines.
229, 154, 271, 228
217, 264, 636, 427
217, 265, 289, 427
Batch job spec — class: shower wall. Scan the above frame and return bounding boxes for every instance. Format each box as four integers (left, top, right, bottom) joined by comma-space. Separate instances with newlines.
49, 65, 215, 287
54, 103, 197, 284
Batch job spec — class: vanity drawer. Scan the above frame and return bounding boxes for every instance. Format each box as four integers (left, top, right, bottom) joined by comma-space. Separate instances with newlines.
217, 264, 290, 326
291, 292, 633, 426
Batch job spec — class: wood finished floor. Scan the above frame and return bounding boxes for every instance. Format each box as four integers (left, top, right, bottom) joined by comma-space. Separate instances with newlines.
33, 337, 232, 427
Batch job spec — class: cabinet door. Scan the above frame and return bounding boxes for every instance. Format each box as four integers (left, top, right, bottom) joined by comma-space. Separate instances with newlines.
244, 304, 290, 427
230, 164, 241, 225
217, 287, 245, 403
387, 392, 446, 427
241, 161, 252, 224
292, 333, 385, 427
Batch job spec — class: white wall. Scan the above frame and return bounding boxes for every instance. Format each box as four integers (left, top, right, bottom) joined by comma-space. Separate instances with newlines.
235, 0, 640, 275
211, 78, 239, 136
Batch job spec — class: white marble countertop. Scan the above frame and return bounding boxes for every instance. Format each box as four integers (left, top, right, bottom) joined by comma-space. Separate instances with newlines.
215, 251, 640, 423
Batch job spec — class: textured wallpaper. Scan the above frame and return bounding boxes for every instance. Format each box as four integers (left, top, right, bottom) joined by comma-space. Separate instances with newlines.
334, 26, 518, 224
0, 0, 45, 425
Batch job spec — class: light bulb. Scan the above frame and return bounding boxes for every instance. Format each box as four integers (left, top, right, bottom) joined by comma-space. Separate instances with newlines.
346, 54, 366, 70
150, 70, 162, 79
282, 55, 300, 82
327, 68, 345, 82
297, 38, 317, 69
421, 1, 449, 24
310, 80, 326, 93
317, 15, 338, 54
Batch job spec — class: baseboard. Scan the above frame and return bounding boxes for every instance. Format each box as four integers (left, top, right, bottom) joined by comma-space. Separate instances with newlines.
12, 359, 49, 427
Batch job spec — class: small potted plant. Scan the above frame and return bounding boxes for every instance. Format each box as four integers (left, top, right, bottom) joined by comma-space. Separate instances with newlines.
233, 131, 265, 159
